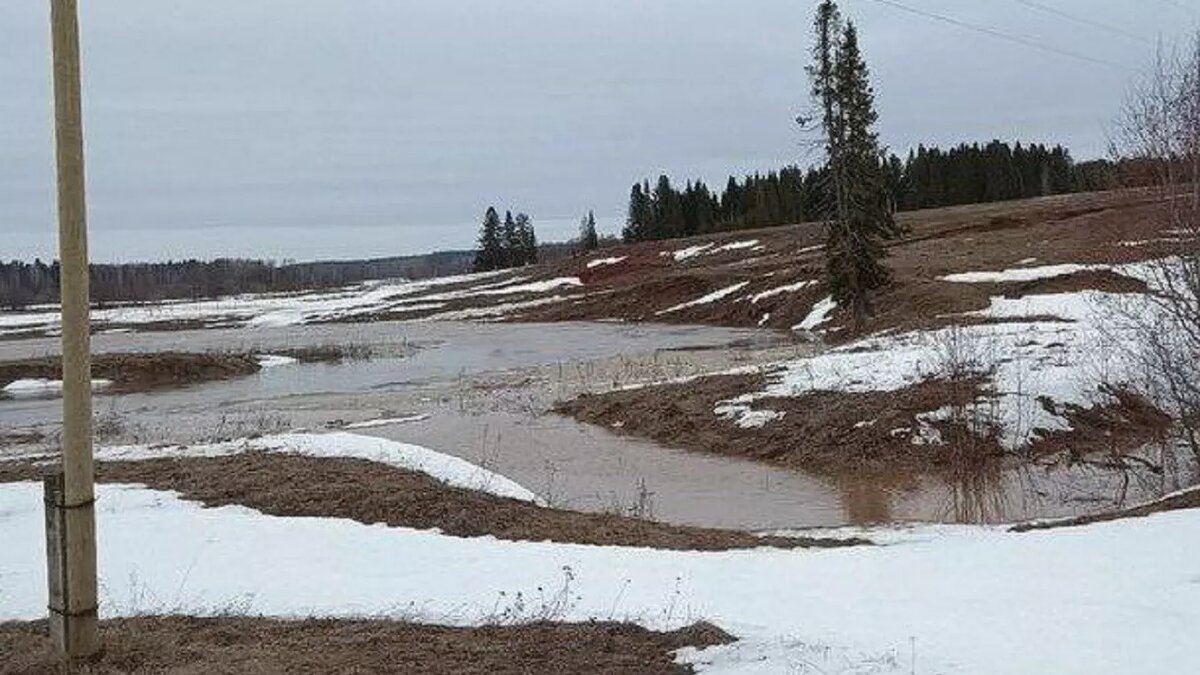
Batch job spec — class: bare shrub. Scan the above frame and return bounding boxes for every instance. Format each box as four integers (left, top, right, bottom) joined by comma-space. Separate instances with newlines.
1108, 34, 1200, 463
921, 325, 1004, 461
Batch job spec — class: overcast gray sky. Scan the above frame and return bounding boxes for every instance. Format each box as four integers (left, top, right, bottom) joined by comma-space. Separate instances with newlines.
1, 0, 1195, 263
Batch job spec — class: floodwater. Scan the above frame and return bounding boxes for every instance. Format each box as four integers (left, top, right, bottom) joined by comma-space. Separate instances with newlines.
0, 320, 1183, 530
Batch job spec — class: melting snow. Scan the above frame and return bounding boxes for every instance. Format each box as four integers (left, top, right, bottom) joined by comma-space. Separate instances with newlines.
342, 414, 431, 430
480, 277, 582, 294
750, 280, 817, 304
657, 282, 750, 315
941, 263, 1108, 283
2, 378, 111, 397
712, 239, 760, 254
719, 265, 1172, 449
667, 241, 761, 263
793, 295, 836, 332
0, 268, 554, 335
0, 483, 1196, 674
82, 432, 542, 505
668, 243, 715, 261
715, 402, 784, 429
587, 256, 628, 269
255, 355, 299, 368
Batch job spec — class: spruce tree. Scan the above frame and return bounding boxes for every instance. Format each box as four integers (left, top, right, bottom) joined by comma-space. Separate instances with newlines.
473, 207, 504, 272
516, 213, 537, 264
652, 174, 684, 239
624, 183, 652, 242
502, 210, 521, 268
809, 1, 902, 328
580, 211, 599, 250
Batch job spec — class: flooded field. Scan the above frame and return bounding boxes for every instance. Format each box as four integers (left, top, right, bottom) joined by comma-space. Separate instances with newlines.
0, 318, 1182, 531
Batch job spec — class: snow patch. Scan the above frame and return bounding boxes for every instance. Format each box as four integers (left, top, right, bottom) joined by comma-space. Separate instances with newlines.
93, 432, 542, 504
941, 263, 1107, 284
667, 240, 761, 263
712, 239, 760, 254
750, 280, 817, 304
793, 295, 836, 332
586, 256, 627, 269
667, 243, 715, 261
3, 378, 112, 397
657, 282, 750, 315
255, 355, 299, 368
343, 414, 431, 429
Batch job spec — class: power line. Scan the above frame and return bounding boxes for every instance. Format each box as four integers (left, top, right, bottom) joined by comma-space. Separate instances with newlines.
1011, 0, 1152, 45
858, 0, 1131, 71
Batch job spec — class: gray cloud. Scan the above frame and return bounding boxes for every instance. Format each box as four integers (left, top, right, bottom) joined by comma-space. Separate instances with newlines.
0, 0, 1191, 262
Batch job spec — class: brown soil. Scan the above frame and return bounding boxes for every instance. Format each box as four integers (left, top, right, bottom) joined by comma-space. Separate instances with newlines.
1029, 386, 1173, 460
506, 188, 1180, 338
996, 269, 1148, 298
0, 352, 261, 393
0, 430, 44, 445
559, 373, 1175, 480
1011, 485, 1200, 532
0, 453, 863, 551
0, 615, 732, 675
275, 343, 373, 363
559, 373, 1004, 474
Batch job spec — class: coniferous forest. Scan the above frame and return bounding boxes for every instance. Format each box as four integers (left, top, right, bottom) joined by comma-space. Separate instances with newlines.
621, 141, 1120, 242
0, 143, 1130, 308
472, 207, 539, 272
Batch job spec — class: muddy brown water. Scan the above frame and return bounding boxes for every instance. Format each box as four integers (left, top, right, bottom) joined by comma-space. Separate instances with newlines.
0, 319, 1178, 530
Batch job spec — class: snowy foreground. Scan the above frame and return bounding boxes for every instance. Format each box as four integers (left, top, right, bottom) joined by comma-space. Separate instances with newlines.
1, 432, 1197, 673
0, 484, 1196, 674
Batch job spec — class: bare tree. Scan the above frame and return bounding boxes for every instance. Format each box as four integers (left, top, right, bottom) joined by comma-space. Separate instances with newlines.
1109, 34, 1200, 461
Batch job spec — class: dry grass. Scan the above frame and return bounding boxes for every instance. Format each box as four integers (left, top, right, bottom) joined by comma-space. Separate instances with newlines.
0, 353, 260, 393
0, 616, 733, 675
0, 453, 864, 551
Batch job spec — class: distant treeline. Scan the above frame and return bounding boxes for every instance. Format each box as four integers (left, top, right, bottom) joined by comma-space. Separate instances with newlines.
0, 252, 476, 310
622, 141, 1125, 241
0, 242, 586, 310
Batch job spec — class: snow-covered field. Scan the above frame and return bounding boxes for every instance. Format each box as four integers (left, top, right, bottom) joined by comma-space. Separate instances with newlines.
718, 262, 1164, 448
0, 270, 586, 337
1, 473, 1195, 674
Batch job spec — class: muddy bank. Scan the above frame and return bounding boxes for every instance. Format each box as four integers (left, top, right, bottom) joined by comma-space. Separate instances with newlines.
559, 373, 1173, 483
1011, 485, 1200, 532
559, 374, 1006, 474
0, 454, 863, 551
275, 343, 374, 363
0, 345, 376, 395
0, 616, 731, 675
0, 352, 260, 393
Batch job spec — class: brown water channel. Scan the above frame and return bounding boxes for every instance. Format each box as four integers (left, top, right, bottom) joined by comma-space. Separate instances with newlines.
0, 320, 1180, 530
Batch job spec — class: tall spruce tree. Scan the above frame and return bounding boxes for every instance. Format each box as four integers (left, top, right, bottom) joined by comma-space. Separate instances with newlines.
580, 211, 599, 250
473, 207, 504, 272
516, 213, 537, 264
502, 210, 522, 267
624, 182, 652, 242
810, 1, 901, 328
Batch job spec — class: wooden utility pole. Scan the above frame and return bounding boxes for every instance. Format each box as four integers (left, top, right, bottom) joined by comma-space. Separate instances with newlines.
46, 0, 100, 659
